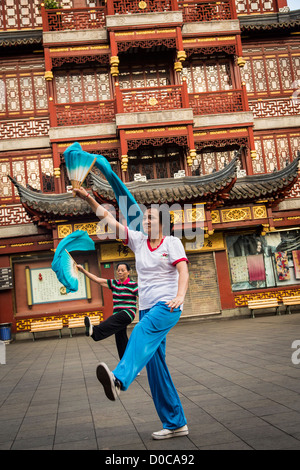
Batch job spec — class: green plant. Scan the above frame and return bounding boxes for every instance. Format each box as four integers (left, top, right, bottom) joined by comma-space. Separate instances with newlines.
43, 0, 61, 9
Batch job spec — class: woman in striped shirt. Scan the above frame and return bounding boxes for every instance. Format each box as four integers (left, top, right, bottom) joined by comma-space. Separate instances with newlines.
77, 262, 138, 359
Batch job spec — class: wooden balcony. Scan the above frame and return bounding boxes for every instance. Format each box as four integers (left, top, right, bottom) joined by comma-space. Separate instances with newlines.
49, 84, 250, 129
116, 84, 186, 114
0, 0, 282, 33
40, 0, 238, 34
178, 0, 237, 22
52, 101, 115, 127
249, 97, 300, 120
189, 89, 247, 116
41, 6, 106, 32
107, 0, 178, 15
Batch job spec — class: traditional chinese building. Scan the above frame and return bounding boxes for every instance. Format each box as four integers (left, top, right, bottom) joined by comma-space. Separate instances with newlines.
0, 0, 299, 338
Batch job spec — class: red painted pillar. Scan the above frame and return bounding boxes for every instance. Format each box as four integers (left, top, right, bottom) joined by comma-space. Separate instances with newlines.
40, 3, 49, 31
106, 0, 115, 15
0, 255, 14, 332
214, 250, 235, 310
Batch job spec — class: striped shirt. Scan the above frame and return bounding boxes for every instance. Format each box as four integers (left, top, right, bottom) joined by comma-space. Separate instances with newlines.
107, 277, 138, 321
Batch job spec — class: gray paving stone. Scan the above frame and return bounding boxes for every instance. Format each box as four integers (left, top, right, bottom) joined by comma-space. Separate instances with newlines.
1, 314, 300, 450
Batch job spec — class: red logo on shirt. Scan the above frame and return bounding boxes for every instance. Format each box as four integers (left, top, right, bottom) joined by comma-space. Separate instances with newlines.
161, 252, 168, 260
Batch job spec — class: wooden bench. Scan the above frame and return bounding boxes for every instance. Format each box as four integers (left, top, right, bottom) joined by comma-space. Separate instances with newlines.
282, 296, 300, 315
248, 299, 280, 318
68, 316, 100, 337
31, 319, 63, 341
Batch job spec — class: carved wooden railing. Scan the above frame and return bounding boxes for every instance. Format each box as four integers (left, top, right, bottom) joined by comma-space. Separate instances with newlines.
41, 6, 106, 32
116, 85, 186, 113
52, 86, 250, 125
249, 97, 300, 119
178, 0, 237, 22
107, 0, 178, 15
0, 118, 50, 140
189, 89, 246, 115
54, 101, 115, 127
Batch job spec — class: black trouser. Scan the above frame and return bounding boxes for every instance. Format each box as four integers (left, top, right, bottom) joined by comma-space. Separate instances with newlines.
91, 310, 132, 359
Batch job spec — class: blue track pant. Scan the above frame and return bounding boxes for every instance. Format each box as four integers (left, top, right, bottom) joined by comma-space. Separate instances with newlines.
112, 301, 187, 430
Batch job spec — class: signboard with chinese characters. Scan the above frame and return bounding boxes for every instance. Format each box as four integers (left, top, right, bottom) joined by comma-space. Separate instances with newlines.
183, 232, 225, 252
100, 243, 135, 262
29, 267, 87, 304
0, 267, 13, 290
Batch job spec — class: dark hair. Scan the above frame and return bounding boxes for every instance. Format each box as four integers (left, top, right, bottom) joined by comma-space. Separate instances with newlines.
116, 262, 130, 272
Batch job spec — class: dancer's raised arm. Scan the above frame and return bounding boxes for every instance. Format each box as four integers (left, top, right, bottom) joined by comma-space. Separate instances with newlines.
74, 187, 127, 240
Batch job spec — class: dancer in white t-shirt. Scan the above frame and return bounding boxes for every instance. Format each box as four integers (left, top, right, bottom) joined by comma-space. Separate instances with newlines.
74, 187, 189, 440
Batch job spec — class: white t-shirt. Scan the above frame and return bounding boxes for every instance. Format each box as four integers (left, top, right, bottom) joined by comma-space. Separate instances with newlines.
125, 228, 188, 310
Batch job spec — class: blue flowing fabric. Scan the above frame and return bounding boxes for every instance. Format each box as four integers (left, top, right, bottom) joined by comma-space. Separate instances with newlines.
52, 230, 95, 293
64, 142, 144, 231
53, 142, 144, 292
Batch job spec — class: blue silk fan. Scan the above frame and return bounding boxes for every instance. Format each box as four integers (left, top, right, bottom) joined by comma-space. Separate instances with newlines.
64, 147, 96, 195
52, 230, 95, 293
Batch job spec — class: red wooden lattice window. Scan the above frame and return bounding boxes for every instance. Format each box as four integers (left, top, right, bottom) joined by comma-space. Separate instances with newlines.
54, 67, 112, 103
253, 131, 300, 175
241, 44, 299, 99
0, 0, 42, 31
0, 153, 55, 202
0, 59, 48, 120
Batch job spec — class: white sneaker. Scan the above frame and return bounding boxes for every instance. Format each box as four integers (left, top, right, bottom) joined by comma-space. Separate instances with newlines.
152, 425, 189, 440
96, 362, 121, 401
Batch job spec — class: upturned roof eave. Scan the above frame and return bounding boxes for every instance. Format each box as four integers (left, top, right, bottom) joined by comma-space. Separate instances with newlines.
7, 155, 299, 218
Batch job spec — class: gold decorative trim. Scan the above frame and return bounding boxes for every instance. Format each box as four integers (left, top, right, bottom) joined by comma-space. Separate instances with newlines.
170, 210, 184, 224
74, 222, 98, 236
211, 210, 220, 224
221, 207, 251, 223
234, 289, 300, 307
237, 57, 246, 67
174, 61, 183, 72
57, 224, 72, 239
252, 205, 267, 219
16, 311, 103, 332
186, 205, 205, 223
149, 97, 158, 106
44, 71, 53, 81
11, 243, 33, 247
